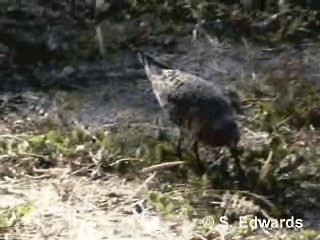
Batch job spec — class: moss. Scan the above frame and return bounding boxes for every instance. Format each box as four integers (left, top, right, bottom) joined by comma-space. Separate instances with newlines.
149, 191, 195, 219
28, 134, 47, 152
0, 202, 34, 230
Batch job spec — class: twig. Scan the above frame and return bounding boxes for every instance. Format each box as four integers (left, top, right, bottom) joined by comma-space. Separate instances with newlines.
18, 152, 47, 159
0, 152, 47, 160
109, 157, 144, 167
0, 154, 11, 160
242, 126, 258, 136
276, 114, 293, 127
70, 166, 93, 176
141, 161, 185, 173
0, 134, 28, 142
260, 208, 275, 220
195, 188, 276, 210
192, 232, 207, 240
242, 97, 273, 105
259, 150, 273, 181
24, 174, 52, 180
89, 150, 101, 165
238, 190, 275, 209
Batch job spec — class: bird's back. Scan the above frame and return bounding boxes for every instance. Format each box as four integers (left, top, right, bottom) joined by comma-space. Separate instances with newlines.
139, 53, 226, 107
139, 53, 240, 147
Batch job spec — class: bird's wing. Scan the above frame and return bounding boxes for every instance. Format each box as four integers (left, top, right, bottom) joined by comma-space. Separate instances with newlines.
159, 69, 227, 103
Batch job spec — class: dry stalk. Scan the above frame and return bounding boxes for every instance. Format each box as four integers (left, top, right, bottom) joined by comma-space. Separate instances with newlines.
109, 157, 144, 167
141, 161, 185, 173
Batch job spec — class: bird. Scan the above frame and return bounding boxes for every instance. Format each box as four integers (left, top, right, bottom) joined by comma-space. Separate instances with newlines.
138, 52, 241, 162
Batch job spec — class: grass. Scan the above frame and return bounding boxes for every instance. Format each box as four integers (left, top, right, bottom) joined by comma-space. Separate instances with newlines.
1, 84, 319, 238
1, 47, 320, 238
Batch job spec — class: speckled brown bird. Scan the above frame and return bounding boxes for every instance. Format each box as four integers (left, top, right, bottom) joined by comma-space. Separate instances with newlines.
139, 52, 240, 160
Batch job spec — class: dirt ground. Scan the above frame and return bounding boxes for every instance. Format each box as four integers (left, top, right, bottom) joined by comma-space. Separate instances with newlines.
0, 169, 197, 240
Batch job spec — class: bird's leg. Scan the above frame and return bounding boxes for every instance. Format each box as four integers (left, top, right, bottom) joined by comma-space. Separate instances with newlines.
190, 140, 206, 176
175, 128, 183, 158
230, 147, 245, 188
192, 140, 200, 162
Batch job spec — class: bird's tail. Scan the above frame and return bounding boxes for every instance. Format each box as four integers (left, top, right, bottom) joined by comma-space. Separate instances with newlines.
138, 52, 169, 75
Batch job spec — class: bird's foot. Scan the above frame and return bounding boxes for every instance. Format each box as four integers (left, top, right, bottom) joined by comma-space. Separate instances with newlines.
192, 141, 200, 162
174, 140, 182, 158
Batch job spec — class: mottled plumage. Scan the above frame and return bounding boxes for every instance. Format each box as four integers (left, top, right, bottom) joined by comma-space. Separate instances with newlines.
139, 52, 240, 159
